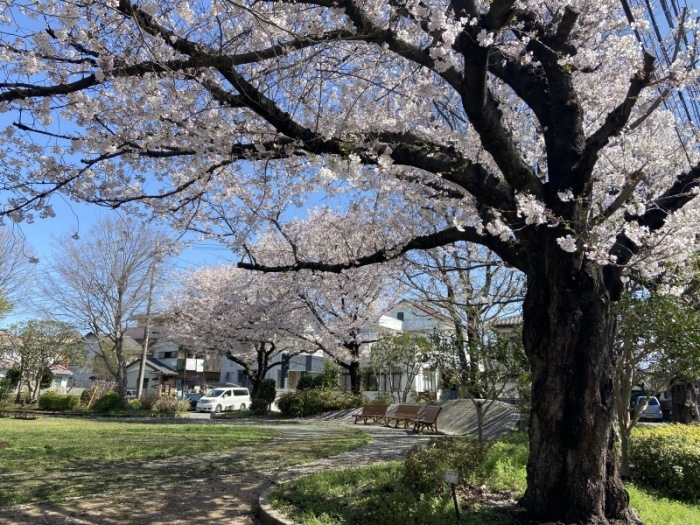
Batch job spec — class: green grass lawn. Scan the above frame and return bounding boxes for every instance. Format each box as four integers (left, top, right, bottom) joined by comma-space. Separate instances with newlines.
0, 417, 369, 507
271, 431, 700, 525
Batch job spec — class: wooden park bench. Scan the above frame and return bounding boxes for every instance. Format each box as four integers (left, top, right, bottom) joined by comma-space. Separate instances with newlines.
352, 404, 390, 425
413, 405, 442, 433
0, 409, 43, 420
385, 404, 421, 428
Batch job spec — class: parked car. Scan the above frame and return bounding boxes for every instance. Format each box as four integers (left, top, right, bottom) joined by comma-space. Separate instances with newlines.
184, 392, 204, 411
196, 387, 251, 413
634, 395, 664, 421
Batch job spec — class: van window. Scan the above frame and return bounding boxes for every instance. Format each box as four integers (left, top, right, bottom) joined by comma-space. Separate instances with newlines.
234, 389, 248, 396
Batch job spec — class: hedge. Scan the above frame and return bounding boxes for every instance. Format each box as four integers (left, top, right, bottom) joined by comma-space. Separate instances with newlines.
276, 389, 363, 417
631, 423, 700, 502
38, 392, 80, 411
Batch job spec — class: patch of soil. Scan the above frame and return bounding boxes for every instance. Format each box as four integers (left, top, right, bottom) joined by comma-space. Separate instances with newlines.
0, 471, 271, 525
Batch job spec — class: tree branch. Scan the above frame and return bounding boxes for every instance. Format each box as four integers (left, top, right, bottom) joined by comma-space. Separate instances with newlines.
238, 225, 524, 272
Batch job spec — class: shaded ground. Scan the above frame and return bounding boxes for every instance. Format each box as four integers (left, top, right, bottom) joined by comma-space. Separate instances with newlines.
0, 401, 519, 524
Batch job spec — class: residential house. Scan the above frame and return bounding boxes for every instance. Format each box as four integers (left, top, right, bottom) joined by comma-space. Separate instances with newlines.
361, 302, 456, 400
125, 324, 222, 394
125, 357, 179, 396
73, 332, 144, 389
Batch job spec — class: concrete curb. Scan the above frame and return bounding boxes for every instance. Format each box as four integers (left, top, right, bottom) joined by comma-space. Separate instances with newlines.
258, 484, 298, 525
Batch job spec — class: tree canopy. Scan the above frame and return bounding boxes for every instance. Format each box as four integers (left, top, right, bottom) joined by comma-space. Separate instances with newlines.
0, 1, 698, 523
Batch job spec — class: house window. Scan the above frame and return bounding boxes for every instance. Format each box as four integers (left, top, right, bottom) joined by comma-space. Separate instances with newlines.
423, 373, 435, 391
158, 351, 176, 359
237, 370, 250, 387
396, 312, 404, 321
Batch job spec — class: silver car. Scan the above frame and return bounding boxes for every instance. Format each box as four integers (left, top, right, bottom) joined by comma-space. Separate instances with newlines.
635, 395, 663, 421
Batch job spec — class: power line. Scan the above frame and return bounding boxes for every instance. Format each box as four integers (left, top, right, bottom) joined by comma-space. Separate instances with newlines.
620, 0, 700, 127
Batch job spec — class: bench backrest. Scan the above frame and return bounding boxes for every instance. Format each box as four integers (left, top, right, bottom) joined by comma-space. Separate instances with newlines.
393, 404, 421, 418
361, 404, 389, 416
419, 405, 442, 422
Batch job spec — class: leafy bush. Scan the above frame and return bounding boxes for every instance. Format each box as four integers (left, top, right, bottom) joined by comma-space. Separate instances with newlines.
92, 391, 122, 412
154, 397, 189, 413
80, 389, 93, 404
403, 436, 492, 495
251, 398, 269, 415
277, 389, 363, 417
312, 361, 340, 389
296, 375, 315, 391
372, 392, 395, 404
258, 379, 277, 406
631, 424, 700, 502
38, 392, 80, 411
412, 391, 437, 403
139, 392, 160, 410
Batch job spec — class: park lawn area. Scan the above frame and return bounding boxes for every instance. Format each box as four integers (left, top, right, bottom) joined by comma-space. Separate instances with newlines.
0, 417, 369, 507
271, 432, 700, 525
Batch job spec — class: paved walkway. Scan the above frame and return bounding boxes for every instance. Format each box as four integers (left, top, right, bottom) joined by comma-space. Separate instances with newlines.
273, 423, 434, 483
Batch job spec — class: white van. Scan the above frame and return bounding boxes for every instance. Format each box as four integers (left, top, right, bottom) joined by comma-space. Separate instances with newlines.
196, 387, 251, 413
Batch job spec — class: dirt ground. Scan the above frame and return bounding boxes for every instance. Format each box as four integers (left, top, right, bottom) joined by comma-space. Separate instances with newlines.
0, 471, 270, 525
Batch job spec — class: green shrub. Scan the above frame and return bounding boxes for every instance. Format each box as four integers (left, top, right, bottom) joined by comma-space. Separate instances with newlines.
92, 391, 122, 412
631, 423, 700, 502
312, 361, 340, 389
80, 389, 92, 404
403, 436, 492, 495
139, 392, 160, 410
251, 398, 269, 415
372, 392, 395, 404
258, 379, 277, 406
38, 392, 80, 411
412, 391, 437, 403
277, 389, 363, 417
154, 397, 189, 413
296, 375, 315, 391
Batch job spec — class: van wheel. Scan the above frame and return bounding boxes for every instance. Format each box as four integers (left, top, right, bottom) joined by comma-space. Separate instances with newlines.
239, 403, 246, 410
215, 404, 222, 413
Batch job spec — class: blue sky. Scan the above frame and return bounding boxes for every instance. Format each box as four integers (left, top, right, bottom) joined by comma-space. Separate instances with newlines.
0, 196, 234, 328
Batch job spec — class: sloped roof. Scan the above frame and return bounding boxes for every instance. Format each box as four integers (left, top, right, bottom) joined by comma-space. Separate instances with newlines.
126, 357, 178, 376
492, 315, 523, 329
50, 364, 73, 377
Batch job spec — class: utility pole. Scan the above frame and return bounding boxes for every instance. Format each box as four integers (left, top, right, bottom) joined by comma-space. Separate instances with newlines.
136, 239, 159, 398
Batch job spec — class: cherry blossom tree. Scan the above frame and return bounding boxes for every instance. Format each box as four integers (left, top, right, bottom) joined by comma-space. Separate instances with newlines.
246, 210, 405, 394
169, 265, 309, 398
0, 1, 699, 522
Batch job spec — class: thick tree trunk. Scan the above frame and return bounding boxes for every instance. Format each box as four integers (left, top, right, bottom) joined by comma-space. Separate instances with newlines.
347, 360, 361, 395
520, 251, 641, 524
671, 381, 700, 424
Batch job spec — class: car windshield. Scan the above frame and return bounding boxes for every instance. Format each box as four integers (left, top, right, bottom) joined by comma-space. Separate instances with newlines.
206, 389, 226, 397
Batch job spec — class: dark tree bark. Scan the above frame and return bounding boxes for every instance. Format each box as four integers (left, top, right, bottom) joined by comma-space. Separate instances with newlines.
671, 381, 700, 424
520, 238, 641, 524
339, 358, 362, 395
